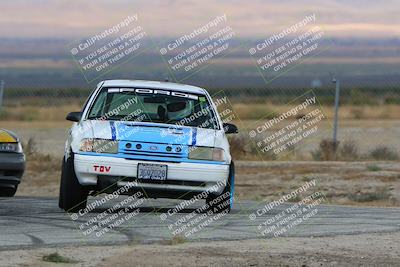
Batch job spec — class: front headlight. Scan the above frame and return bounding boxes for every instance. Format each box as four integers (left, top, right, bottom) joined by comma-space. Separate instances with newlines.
188, 146, 225, 161
80, 138, 118, 154
0, 142, 23, 153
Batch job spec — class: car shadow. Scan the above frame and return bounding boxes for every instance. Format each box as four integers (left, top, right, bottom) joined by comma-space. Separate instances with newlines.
91, 206, 201, 214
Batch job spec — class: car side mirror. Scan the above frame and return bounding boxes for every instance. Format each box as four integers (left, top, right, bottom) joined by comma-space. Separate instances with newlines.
66, 112, 82, 122
223, 123, 238, 134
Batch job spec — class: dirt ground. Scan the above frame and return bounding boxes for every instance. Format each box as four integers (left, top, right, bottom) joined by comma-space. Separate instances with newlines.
234, 161, 400, 207
2, 232, 399, 267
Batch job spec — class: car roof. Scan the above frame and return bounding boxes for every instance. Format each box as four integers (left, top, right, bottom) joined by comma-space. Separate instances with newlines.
101, 80, 207, 95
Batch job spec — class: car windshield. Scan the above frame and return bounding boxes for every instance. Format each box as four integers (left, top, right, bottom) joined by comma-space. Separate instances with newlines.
87, 88, 219, 129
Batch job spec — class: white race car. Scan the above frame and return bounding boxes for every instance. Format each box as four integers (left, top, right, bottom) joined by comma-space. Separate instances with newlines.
59, 80, 238, 213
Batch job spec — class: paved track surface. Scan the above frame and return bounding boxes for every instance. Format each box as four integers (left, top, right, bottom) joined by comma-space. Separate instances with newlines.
0, 197, 399, 250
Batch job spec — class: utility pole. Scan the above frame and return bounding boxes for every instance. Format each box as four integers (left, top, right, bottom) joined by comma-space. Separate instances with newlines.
0, 80, 4, 111
332, 77, 340, 153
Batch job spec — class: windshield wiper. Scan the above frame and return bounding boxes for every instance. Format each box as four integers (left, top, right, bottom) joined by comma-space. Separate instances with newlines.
86, 115, 105, 120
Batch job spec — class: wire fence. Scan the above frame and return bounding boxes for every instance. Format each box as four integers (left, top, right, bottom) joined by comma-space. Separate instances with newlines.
0, 79, 399, 161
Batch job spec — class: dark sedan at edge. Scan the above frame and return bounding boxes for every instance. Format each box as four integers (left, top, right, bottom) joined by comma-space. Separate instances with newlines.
0, 129, 25, 197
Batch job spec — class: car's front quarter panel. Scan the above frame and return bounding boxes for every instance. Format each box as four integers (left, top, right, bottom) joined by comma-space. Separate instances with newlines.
214, 129, 231, 163
66, 122, 82, 156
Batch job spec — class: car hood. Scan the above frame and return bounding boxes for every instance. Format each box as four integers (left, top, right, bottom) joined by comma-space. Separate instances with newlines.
79, 120, 217, 147
0, 129, 19, 143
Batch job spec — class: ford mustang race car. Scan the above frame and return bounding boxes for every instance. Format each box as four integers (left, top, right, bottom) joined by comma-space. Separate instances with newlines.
59, 80, 238, 213
0, 129, 25, 197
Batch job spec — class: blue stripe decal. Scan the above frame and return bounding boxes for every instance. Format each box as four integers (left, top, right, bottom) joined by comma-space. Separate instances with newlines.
191, 128, 197, 146
116, 124, 191, 144
110, 121, 117, 140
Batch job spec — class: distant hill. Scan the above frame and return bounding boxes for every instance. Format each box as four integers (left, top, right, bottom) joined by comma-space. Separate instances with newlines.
0, 38, 399, 89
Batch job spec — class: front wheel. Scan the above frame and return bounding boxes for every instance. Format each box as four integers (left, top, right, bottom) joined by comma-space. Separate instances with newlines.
206, 161, 235, 213
0, 186, 17, 197
59, 154, 88, 212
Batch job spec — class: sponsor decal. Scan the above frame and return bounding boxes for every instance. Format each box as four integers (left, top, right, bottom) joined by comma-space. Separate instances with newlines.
94, 165, 111, 173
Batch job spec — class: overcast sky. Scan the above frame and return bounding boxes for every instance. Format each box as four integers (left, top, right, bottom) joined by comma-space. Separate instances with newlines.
1, 0, 399, 39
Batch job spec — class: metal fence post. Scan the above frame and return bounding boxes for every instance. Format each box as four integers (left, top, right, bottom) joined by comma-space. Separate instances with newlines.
0, 80, 4, 110
332, 78, 340, 152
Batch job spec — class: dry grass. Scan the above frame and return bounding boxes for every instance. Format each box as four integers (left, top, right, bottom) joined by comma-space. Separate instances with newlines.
161, 235, 187, 246
311, 139, 338, 161
2, 103, 400, 121
369, 146, 399, 161
367, 164, 382, 171
42, 252, 78, 264
22, 153, 61, 193
347, 188, 391, 203
228, 135, 271, 161
16, 138, 61, 197
234, 161, 400, 207
310, 139, 399, 161
229, 136, 399, 162
0, 104, 81, 121
233, 103, 400, 121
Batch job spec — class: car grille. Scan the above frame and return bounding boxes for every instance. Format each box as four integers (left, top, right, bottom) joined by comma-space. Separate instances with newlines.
120, 141, 187, 159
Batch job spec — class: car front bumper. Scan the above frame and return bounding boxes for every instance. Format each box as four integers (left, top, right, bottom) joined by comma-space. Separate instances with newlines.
74, 154, 230, 198
0, 153, 25, 189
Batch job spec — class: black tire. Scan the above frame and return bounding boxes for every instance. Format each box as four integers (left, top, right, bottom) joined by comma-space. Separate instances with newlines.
206, 161, 235, 214
0, 186, 17, 197
59, 154, 88, 212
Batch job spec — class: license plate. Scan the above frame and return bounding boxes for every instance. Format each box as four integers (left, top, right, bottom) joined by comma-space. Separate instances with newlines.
137, 163, 167, 180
